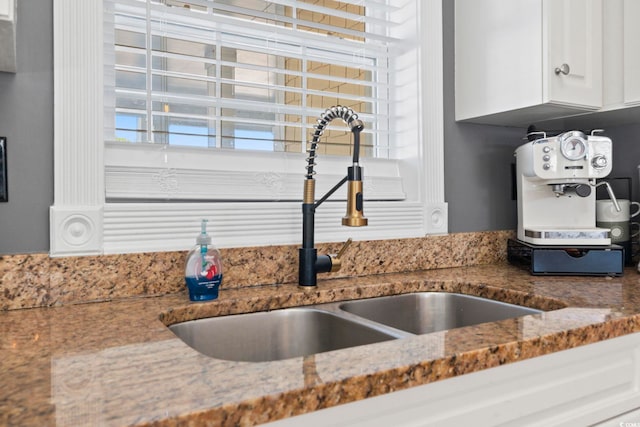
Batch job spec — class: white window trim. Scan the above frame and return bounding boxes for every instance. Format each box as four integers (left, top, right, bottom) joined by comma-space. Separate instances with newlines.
50, 0, 446, 256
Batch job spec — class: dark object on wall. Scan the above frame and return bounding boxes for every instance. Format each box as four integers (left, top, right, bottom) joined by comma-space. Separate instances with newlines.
0, 137, 6, 202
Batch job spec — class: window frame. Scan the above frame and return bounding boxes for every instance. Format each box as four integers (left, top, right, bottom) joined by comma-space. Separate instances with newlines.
50, 0, 446, 256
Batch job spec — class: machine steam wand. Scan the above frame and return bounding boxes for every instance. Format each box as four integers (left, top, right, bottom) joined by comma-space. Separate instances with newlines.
595, 181, 621, 212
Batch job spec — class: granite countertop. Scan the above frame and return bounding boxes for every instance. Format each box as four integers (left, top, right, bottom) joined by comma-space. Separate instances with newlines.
2, 264, 640, 426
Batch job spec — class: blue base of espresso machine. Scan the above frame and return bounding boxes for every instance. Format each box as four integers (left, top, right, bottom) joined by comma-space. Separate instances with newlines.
507, 239, 624, 277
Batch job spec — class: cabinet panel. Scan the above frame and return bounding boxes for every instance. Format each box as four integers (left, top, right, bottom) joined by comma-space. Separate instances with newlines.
0, 0, 16, 73
624, 0, 640, 104
0, 0, 12, 18
595, 407, 640, 427
545, 0, 602, 108
455, 0, 543, 122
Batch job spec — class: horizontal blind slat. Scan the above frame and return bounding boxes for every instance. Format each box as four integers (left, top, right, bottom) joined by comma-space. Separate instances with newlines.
114, 1, 398, 46
131, 0, 400, 33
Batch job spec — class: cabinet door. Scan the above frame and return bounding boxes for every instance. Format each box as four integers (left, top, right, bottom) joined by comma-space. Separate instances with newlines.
545, 0, 602, 108
454, 0, 543, 122
0, 0, 13, 18
624, 0, 640, 104
0, 0, 16, 73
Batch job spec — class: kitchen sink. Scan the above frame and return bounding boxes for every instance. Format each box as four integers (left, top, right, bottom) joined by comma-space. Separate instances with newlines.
339, 293, 542, 335
168, 307, 399, 362
168, 292, 543, 362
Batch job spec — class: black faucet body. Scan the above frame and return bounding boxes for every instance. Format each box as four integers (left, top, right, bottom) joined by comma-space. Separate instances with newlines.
299, 204, 332, 287
298, 106, 367, 287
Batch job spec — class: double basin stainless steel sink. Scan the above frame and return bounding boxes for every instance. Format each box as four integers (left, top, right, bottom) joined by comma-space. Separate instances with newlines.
169, 292, 542, 363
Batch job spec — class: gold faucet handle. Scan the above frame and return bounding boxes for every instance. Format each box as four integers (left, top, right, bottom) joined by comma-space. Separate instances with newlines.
330, 238, 353, 272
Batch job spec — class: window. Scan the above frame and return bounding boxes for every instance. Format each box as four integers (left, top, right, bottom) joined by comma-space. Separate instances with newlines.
110, 0, 382, 157
105, 0, 398, 202
50, 0, 446, 256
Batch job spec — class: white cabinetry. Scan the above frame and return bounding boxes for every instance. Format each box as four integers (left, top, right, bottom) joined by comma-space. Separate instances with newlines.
455, 0, 603, 126
623, 0, 640, 105
603, 0, 640, 109
0, 0, 16, 73
546, 0, 602, 108
266, 333, 640, 427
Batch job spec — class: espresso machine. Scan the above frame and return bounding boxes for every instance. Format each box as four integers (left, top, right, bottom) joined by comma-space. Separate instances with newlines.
508, 130, 624, 276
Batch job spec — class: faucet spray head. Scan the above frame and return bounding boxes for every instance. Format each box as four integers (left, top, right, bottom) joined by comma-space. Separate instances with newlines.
342, 163, 367, 227
343, 178, 368, 226
343, 116, 367, 227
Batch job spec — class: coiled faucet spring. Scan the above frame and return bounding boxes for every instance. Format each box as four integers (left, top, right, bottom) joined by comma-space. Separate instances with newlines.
305, 106, 364, 179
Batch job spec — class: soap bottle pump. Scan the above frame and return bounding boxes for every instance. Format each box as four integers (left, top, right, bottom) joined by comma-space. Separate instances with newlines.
185, 219, 223, 301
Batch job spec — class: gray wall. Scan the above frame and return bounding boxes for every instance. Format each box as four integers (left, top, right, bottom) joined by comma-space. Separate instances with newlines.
442, 0, 525, 232
1, 1, 639, 254
0, 0, 53, 254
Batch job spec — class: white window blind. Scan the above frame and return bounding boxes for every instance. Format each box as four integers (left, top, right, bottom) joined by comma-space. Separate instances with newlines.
106, 0, 395, 159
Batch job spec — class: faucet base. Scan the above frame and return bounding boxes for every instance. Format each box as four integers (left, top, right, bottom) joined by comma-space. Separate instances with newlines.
299, 248, 332, 287
299, 247, 317, 287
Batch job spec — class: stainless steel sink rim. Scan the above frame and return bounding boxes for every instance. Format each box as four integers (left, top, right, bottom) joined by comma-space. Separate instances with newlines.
169, 292, 543, 362
169, 306, 412, 363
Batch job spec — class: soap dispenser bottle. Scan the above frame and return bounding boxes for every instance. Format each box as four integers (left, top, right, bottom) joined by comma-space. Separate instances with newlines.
185, 219, 223, 301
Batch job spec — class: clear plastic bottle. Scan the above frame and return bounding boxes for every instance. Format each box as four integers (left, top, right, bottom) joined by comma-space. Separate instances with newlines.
185, 219, 223, 301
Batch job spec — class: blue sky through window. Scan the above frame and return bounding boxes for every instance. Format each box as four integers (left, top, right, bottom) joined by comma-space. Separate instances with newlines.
115, 114, 140, 142
116, 114, 274, 150
234, 129, 274, 151
168, 124, 208, 147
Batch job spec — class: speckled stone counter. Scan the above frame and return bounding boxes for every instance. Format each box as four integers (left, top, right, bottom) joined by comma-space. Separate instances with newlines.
2, 264, 640, 426
0, 231, 513, 310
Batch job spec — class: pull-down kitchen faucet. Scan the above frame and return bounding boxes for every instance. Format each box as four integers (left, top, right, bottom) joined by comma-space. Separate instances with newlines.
299, 106, 368, 287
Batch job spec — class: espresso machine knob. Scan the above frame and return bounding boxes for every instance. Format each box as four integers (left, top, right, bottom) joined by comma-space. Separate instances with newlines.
591, 154, 608, 169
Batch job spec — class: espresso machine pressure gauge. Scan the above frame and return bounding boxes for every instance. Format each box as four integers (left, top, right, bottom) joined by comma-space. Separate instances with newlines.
559, 131, 588, 160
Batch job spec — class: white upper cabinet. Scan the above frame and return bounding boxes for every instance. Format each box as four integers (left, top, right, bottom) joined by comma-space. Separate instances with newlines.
602, 0, 640, 109
455, 0, 603, 126
0, 0, 16, 73
545, 0, 602, 108
622, 0, 640, 105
